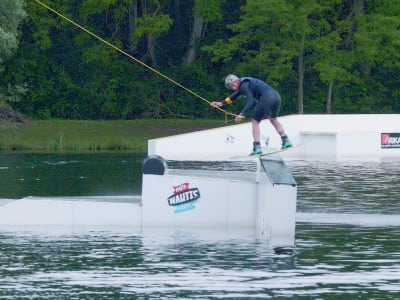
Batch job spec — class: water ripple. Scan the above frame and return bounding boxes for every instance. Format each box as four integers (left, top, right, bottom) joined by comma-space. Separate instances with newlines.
288, 160, 400, 214
0, 224, 399, 298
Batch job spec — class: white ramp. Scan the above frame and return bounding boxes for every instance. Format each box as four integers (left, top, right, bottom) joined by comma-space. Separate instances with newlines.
148, 114, 400, 161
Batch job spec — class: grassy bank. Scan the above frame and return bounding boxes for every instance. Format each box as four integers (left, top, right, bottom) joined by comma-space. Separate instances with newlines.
0, 119, 224, 153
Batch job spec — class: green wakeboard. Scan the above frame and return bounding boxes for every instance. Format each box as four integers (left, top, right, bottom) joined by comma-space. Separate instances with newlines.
230, 144, 300, 159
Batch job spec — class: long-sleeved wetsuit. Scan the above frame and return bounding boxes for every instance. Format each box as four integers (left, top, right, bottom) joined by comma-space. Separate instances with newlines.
222, 77, 281, 122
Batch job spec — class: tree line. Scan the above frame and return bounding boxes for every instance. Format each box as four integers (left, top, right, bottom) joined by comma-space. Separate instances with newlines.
0, 0, 399, 121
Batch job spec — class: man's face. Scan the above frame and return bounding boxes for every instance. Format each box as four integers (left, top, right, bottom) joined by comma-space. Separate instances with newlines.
230, 80, 240, 91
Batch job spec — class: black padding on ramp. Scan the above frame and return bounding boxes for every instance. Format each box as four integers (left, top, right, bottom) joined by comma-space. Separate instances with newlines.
142, 155, 167, 175
260, 157, 297, 186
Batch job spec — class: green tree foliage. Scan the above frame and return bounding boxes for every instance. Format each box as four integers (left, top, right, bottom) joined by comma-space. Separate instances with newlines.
204, 0, 350, 113
183, 0, 222, 65
0, 0, 26, 65
0, 0, 26, 115
205, 0, 400, 114
1, 0, 399, 120
350, 0, 400, 112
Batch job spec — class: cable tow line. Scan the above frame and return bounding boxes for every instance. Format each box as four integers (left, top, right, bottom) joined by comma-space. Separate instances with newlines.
32, 0, 239, 121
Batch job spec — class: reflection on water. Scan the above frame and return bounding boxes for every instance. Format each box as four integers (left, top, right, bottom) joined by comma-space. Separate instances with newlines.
1, 154, 400, 298
0, 153, 144, 198
0, 224, 399, 298
289, 160, 400, 214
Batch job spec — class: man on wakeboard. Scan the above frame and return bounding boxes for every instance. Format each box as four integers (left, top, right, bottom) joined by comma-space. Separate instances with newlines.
212, 75, 292, 155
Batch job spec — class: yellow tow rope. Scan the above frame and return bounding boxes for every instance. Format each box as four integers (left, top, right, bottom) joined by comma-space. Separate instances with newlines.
32, 0, 238, 122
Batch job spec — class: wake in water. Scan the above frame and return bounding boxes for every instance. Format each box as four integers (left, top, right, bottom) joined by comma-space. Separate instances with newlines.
297, 212, 400, 227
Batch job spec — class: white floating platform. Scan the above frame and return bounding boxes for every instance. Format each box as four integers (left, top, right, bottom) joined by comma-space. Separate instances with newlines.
148, 114, 400, 161
0, 157, 298, 248
141, 156, 297, 248
0, 196, 142, 227
8, 114, 395, 246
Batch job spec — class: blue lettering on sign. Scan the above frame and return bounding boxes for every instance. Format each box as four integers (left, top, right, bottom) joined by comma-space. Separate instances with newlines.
174, 200, 198, 213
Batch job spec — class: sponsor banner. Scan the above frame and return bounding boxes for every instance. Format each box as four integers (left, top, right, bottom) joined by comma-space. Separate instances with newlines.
167, 182, 201, 213
381, 133, 400, 148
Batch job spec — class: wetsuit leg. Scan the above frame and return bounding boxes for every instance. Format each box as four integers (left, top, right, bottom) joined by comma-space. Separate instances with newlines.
260, 90, 281, 118
253, 103, 266, 122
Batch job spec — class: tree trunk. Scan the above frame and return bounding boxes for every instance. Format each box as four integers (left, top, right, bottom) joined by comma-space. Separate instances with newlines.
326, 80, 333, 114
128, 0, 138, 52
140, 0, 157, 66
183, 16, 203, 65
354, 0, 364, 16
354, 0, 370, 75
147, 34, 157, 66
297, 31, 305, 114
174, 0, 181, 31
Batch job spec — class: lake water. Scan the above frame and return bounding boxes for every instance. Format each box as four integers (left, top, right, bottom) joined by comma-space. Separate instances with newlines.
1, 154, 400, 299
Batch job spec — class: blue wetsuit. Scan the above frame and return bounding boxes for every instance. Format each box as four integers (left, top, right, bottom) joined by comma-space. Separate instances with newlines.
222, 77, 281, 122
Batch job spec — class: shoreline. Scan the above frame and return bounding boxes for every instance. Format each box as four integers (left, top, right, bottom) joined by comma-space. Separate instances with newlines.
0, 119, 224, 154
